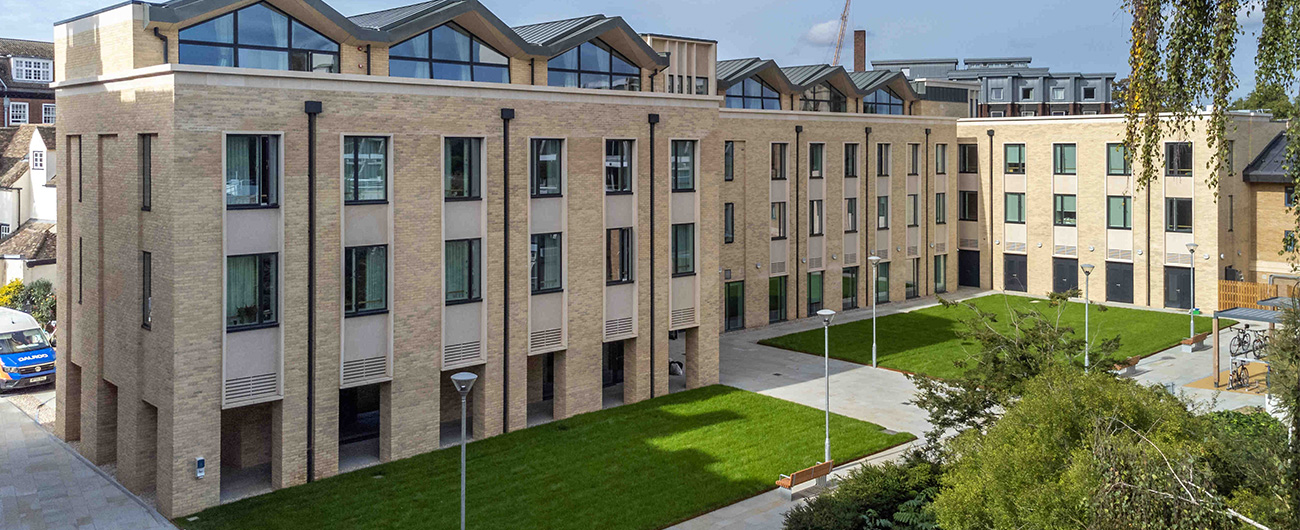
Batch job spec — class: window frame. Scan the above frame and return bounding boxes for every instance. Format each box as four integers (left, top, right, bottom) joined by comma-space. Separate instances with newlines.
935, 192, 947, 224
225, 133, 280, 209
141, 251, 152, 329
444, 239, 482, 305
671, 140, 697, 192
671, 223, 696, 276
800, 81, 848, 113
958, 144, 978, 174
8, 102, 27, 125
863, 86, 905, 115
771, 143, 788, 180
769, 275, 788, 323
344, 135, 389, 204
1005, 192, 1026, 224
809, 199, 824, 236
546, 38, 641, 91
444, 136, 483, 200
807, 271, 824, 313
1107, 143, 1131, 176
226, 252, 279, 331
530, 232, 564, 294
177, 1, 341, 73
844, 143, 859, 178
388, 21, 510, 83
770, 202, 787, 240
605, 139, 634, 194
842, 266, 859, 309
935, 143, 947, 174
1165, 142, 1193, 177
725, 75, 783, 109
344, 245, 389, 316
1052, 143, 1076, 175
1165, 197, 1193, 233
877, 143, 891, 176
877, 196, 890, 229
1285, 185, 1295, 208
10, 57, 53, 82
530, 138, 564, 198
723, 141, 734, 182
1107, 195, 1132, 229
140, 134, 153, 211
1004, 144, 1026, 174
906, 194, 919, 227
41, 104, 56, 125
808, 143, 825, 179
959, 190, 978, 221
908, 143, 920, 175
1053, 194, 1077, 226
30, 150, 44, 171
724, 203, 735, 243
605, 227, 633, 285
845, 197, 859, 233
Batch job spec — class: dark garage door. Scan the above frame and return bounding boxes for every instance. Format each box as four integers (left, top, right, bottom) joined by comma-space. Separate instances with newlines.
1106, 262, 1133, 303
1004, 254, 1027, 292
958, 250, 980, 287
1165, 266, 1192, 309
1053, 258, 1078, 294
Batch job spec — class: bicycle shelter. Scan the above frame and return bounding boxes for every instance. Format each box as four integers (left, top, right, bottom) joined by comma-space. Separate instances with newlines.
1211, 304, 1286, 389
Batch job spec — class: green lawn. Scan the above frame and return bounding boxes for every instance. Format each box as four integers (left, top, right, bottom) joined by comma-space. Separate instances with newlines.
759, 294, 1225, 379
178, 386, 914, 530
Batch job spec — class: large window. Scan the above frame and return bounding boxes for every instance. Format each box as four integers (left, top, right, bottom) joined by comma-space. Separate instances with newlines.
696, 77, 709, 95
178, 2, 339, 73
844, 143, 859, 177
1107, 143, 1130, 175
769, 276, 788, 323
8, 102, 26, 125
672, 223, 695, 275
809, 199, 824, 235
226, 134, 279, 208
807, 272, 824, 313
771, 202, 787, 239
227, 253, 277, 330
877, 196, 890, 229
531, 139, 563, 197
606, 228, 633, 284
800, 82, 847, 112
10, 57, 52, 82
1005, 192, 1026, 223
958, 144, 978, 173
1166, 197, 1193, 232
531, 233, 562, 293
141, 251, 152, 329
724, 141, 735, 181
140, 134, 153, 211
445, 239, 481, 304
846, 197, 859, 232
959, 191, 978, 221
445, 137, 481, 199
935, 144, 948, 174
1166, 142, 1193, 176
842, 266, 859, 309
935, 192, 947, 224
1053, 144, 1076, 175
876, 261, 890, 303
344, 136, 387, 203
389, 22, 508, 83
863, 86, 904, 115
724, 203, 735, 243
809, 144, 824, 178
906, 194, 919, 227
345, 245, 388, 314
672, 140, 696, 191
42, 104, 55, 125
725, 281, 744, 331
771, 143, 788, 180
1107, 196, 1132, 229
605, 139, 633, 193
1004, 144, 1026, 174
877, 144, 891, 176
725, 76, 782, 109
1053, 194, 1077, 226
548, 39, 640, 90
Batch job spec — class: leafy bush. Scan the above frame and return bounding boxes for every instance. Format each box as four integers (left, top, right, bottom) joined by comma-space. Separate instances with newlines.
784, 454, 941, 530
0, 278, 55, 325
1204, 410, 1291, 527
0, 279, 22, 308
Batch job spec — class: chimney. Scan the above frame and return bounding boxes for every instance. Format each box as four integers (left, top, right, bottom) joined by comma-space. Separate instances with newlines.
853, 30, 867, 72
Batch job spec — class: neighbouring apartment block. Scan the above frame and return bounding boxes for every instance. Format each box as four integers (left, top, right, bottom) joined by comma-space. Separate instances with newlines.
52, 0, 1297, 519
0, 38, 56, 127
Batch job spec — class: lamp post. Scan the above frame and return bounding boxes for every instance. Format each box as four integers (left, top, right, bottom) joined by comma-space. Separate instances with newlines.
450, 372, 478, 530
1080, 263, 1095, 371
1187, 242, 1198, 344
868, 256, 883, 368
816, 308, 836, 481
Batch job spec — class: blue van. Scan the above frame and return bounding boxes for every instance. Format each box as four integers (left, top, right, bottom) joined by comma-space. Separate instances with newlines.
0, 308, 54, 391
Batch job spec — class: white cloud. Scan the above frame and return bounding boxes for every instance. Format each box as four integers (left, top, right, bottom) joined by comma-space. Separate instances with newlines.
800, 19, 843, 47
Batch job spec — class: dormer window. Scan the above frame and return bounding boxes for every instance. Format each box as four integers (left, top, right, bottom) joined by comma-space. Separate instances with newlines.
10, 58, 52, 82
800, 82, 847, 112
389, 22, 509, 83
178, 2, 340, 73
725, 76, 781, 109
863, 87, 904, 115
547, 39, 640, 91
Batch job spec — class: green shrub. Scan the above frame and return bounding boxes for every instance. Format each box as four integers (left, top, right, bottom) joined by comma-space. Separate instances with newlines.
783, 454, 941, 530
0, 278, 22, 308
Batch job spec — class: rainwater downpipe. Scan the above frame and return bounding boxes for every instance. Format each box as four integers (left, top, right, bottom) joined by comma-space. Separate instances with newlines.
794, 126, 802, 317
648, 113, 659, 397
304, 100, 322, 482
153, 28, 168, 63
500, 108, 514, 430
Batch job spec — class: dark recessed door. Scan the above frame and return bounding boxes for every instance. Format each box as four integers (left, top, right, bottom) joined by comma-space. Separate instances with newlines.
958, 250, 981, 287
1164, 266, 1192, 309
1106, 262, 1133, 303
1004, 254, 1028, 292
1053, 258, 1079, 293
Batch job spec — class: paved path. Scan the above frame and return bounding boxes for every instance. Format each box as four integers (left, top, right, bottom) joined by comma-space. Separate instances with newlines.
1127, 326, 1267, 411
0, 399, 174, 530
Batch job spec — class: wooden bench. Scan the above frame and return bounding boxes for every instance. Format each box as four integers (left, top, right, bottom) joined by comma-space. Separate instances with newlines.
775, 460, 833, 500
1181, 332, 1210, 352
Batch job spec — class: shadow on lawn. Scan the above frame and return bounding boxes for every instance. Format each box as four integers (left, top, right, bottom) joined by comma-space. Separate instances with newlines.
759, 309, 969, 363
176, 387, 837, 530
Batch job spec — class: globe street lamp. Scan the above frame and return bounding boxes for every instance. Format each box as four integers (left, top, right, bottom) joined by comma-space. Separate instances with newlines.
450, 372, 478, 530
1080, 263, 1095, 371
816, 308, 836, 483
1186, 242, 1198, 345
868, 255, 883, 368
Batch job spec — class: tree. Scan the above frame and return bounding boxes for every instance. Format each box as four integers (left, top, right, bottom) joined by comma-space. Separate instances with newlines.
1261, 303, 1300, 529
1230, 83, 1300, 118
16, 279, 55, 325
1112, 77, 1131, 112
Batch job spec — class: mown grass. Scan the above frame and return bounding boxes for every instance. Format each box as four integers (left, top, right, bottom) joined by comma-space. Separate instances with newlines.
759, 294, 1226, 379
178, 385, 914, 530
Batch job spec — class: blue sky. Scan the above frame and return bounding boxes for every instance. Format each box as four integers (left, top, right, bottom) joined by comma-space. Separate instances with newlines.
0, 0, 1266, 97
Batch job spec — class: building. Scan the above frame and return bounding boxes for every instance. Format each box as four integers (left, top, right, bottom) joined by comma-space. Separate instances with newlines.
52, 0, 1293, 519
872, 55, 1114, 117
0, 124, 57, 285
0, 38, 56, 127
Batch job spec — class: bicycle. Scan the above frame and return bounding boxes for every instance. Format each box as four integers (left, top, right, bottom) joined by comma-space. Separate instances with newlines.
1229, 324, 1254, 356
1227, 358, 1252, 390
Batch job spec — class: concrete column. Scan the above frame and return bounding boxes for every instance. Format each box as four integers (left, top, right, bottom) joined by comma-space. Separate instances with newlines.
80, 377, 118, 465
684, 328, 718, 389
55, 360, 82, 441
116, 394, 158, 494
553, 344, 601, 420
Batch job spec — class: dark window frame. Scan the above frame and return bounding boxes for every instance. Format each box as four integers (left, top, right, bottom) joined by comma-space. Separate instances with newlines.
958, 144, 979, 173
177, 1, 340, 73
844, 143, 859, 178
226, 134, 280, 209
1005, 192, 1026, 224
388, 21, 510, 83
671, 223, 696, 276
842, 266, 859, 309
1165, 142, 1193, 177
809, 199, 824, 236
877, 196, 890, 229
908, 143, 920, 175
771, 143, 788, 180
671, 140, 696, 192
1107, 143, 1131, 175
344, 245, 389, 316
807, 271, 824, 313
1052, 143, 1076, 175
959, 190, 978, 221
845, 197, 859, 233
906, 193, 919, 227
1107, 196, 1132, 229
605, 139, 634, 194
935, 143, 947, 175
769, 275, 788, 323
800, 81, 848, 113
771, 202, 787, 240
140, 134, 153, 211
344, 135, 389, 204
605, 227, 633, 285
1286, 186, 1296, 208
1004, 144, 1026, 174
725, 75, 782, 109
226, 252, 279, 332
530, 138, 564, 197
141, 251, 152, 329
935, 192, 947, 224
723, 141, 734, 181
724, 203, 735, 243
863, 86, 905, 115
1165, 197, 1193, 233
809, 143, 825, 179
444, 239, 482, 305
547, 38, 641, 91
877, 143, 891, 176
1053, 194, 1077, 226
444, 136, 483, 200
531, 232, 564, 294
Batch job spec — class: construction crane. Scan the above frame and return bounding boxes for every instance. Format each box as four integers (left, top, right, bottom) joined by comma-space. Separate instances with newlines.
831, 0, 852, 65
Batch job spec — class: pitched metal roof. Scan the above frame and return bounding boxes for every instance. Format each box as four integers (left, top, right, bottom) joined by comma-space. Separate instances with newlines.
512, 15, 605, 46
848, 70, 894, 91
347, 0, 461, 30
716, 58, 796, 93
717, 58, 764, 84
510, 15, 667, 67
781, 64, 836, 86
1242, 131, 1295, 184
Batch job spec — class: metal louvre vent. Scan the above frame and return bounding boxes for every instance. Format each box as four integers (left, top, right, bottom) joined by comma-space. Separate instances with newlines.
604, 317, 633, 338
342, 356, 388, 385
844, 253, 857, 265
1166, 252, 1192, 266
671, 307, 696, 328
907, 245, 918, 256
935, 242, 947, 254
224, 373, 278, 404
443, 341, 482, 369
1108, 248, 1133, 261
1006, 241, 1028, 253
959, 238, 979, 249
530, 328, 563, 353
771, 261, 786, 274
1053, 245, 1078, 257
809, 256, 823, 269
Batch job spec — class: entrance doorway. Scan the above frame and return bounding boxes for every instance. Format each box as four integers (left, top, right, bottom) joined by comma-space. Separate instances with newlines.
339, 383, 381, 472
1106, 262, 1133, 303
1165, 266, 1192, 309
1004, 254, 1027, 292
1053, 257, 1078, 293
958, 250, 980, 287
